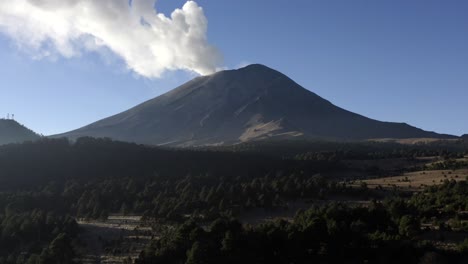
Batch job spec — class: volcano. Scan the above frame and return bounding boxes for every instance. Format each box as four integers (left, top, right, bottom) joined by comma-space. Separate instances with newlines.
56, 64, 455, 146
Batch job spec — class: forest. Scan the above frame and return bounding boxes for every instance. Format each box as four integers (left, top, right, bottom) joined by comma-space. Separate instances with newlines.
0, 137, 467, 263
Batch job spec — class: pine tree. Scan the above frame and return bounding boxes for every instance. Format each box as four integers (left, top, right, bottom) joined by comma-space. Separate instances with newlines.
186, 241, 208, 264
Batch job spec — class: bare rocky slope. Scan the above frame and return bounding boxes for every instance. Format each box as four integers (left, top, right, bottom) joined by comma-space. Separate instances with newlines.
56, 64, 455, 146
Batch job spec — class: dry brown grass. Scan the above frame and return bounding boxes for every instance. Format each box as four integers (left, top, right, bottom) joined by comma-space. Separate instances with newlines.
354, 169, 468, 191
368, 138, 459, 145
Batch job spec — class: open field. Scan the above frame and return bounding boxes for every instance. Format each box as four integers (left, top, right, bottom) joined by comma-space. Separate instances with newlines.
344, 157, 431, 171
354, 169, 468, 191
77, 216, 153, 264
368, 138, 460, 145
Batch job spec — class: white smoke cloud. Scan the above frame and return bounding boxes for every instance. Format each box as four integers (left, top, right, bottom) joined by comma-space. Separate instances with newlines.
0, 0, 221, 78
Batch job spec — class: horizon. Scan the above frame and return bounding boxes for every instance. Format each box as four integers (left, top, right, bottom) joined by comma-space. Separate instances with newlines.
0, 0, 467, 136
1, 2, 468, 262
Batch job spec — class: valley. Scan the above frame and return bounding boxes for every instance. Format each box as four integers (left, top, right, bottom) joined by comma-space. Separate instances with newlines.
0, 137, 466, 263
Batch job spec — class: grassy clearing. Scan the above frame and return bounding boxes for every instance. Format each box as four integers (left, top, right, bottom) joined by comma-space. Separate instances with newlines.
77, 215, 153, 264
368, 138, 460, 144
355, 169, 468, 191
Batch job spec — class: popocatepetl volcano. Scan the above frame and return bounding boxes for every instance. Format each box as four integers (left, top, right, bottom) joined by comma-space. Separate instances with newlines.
56, 64, 454, 146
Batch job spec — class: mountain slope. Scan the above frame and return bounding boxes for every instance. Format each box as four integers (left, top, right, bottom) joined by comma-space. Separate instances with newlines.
56, 64, 455, 146
0, 119, 40, 145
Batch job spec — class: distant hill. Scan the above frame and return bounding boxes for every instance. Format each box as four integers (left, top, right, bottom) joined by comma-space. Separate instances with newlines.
56, 64, 456, 146
0, 119, 40, 145
462, 134, 468, 140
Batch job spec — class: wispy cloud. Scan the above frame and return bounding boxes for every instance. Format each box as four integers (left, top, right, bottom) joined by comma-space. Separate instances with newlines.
0, 0, 222, 78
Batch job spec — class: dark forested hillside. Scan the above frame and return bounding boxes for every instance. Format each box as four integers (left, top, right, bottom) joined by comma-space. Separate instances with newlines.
137, 190, 468, 264
0, 119, 40, 145
204, 138, 468, 159
0, 137, 337, 190
0, 138, 467, 263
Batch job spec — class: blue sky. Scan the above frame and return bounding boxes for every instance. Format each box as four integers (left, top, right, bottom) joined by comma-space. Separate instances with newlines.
0, 0, 467, 136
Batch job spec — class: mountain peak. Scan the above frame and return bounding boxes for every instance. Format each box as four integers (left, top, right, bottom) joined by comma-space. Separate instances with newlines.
206, 64, 282, 80
0, 119, 23, 129
236, 63, 283, 76
238, 63, 272, 70
209, 64, 281, 79
57, 64, 455, 146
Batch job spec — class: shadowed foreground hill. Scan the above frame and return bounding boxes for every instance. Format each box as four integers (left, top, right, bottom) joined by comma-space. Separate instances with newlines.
56, 64, 455, 146
0, 119, 40, 145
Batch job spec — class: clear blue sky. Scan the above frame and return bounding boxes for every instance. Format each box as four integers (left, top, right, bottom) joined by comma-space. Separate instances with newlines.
0, 0, 467, 136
